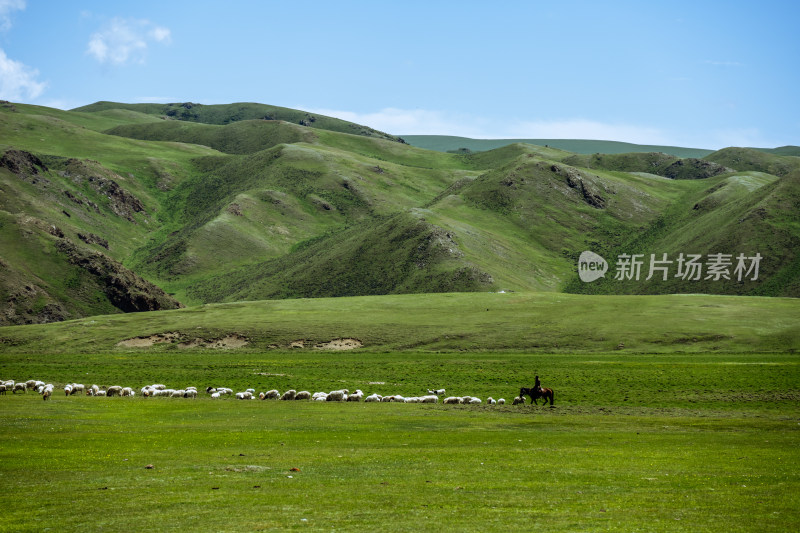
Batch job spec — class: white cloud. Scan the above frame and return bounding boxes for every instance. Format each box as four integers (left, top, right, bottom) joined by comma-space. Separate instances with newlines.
87, 17, 171, 66
0, 47, 46, 101
305, 107, 674, 145
0, 0, 25, 31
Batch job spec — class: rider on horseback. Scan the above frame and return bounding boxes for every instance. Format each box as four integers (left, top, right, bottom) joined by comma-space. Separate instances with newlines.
534, 375, 542, 394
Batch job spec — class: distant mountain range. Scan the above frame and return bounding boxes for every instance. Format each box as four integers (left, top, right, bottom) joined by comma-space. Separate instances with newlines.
1, 100, 798, 325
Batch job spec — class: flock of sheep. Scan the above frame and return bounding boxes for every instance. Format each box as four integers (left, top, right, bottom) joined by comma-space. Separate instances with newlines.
1, 378, 528, 405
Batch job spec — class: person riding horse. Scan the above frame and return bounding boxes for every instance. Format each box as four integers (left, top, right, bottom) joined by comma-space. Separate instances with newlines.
534, 375, 542, 394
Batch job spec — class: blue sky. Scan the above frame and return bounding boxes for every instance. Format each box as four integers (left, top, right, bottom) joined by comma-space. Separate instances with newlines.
1, 0, 798, 149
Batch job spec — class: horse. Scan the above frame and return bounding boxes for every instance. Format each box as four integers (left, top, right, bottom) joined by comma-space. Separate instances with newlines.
520, 386, 554, 406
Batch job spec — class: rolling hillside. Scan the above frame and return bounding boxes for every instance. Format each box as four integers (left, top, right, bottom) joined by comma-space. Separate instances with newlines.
1, 100, 798, 325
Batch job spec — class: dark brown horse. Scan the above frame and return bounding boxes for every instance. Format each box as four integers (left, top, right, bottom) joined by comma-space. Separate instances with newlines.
520, 386, 554, 406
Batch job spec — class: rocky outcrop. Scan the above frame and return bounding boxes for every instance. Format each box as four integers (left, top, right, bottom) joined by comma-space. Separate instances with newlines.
55, 240, 182, 313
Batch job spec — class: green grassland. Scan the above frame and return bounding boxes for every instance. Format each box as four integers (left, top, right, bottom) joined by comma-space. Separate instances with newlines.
1, 291, 798, 354
1, 344, 799, 531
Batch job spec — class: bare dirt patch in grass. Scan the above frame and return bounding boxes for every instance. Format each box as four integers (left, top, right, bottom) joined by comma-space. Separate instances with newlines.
314, 338, 363, 350
116, 332, 181, 347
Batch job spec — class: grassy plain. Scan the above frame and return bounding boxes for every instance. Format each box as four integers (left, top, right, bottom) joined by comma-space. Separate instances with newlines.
1, 350, 798, 532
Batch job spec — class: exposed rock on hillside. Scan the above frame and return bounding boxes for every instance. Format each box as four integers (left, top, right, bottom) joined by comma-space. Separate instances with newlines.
55, 240, 182, 313
0, 149, 48, 176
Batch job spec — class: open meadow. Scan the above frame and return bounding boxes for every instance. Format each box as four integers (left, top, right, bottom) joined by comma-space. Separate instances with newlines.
2, 292, 799, 531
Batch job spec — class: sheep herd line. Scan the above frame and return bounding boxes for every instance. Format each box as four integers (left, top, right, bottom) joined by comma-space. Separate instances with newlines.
1, 378, 530, 406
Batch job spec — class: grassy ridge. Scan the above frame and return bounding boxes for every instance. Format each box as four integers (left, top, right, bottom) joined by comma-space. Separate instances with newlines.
402, 135, 715, 158
74, 101, 404, 142
1, 292, 797, 354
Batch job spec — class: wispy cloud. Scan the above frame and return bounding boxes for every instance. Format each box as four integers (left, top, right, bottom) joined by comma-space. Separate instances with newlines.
87, 17, 171, 66
0, 0, 25, 31
306, 107, 674, 145
0, 47, 46, 101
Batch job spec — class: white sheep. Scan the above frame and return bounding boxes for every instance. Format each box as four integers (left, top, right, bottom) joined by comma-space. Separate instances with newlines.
235, 391, 253, 400
512, 396, 525, 405
280, 390, 297, 401
421, 395, 439, 403
246, 388, 255, 394
428, 388, 446, 396
0, 384, 6, 395
106, 386, 123, 397
261, 389, 279, 400
325, 390, 347, 402
497, 398, 505, 405
347, 390, 363, 402
63, 384, 73, 396
88, 384, 100, 396
390, 395, 405, 403
94, 390, 107, 397
443, 396, 460, 404
364, 393, 382, 402
25, 379, 37, 390
120, 387, 134, 397
171, 389, 185, 398
469, 397, 482, 405
210, 392, 221, 399
184, 389, 197, 398
42, 385, 53, 401
487, 397, 497, 405
294, 391, 311, 400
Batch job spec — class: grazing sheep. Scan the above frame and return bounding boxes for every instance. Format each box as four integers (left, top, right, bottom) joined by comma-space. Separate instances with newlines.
347, 390, 363, 402
94, 390, 107, 397
280, 390, 297, 401
487, 397, 497, 405
42, 385, 53, 401
246, 388, 255, 394
106, 386, 123, 397
390, 395, 405, 403
262, 389, 280, 400
120, 387, 134, 397
458, 396, 472, 404
364, 393, 382, 402
171, 389, 185, 398
380, 395, 395, 402
469, 397, 482, 405
206, 386, 216, 393
70, 384, 85, 395
0, 384, 6, 395
210, 392, 221, 399
313, 394, 328, 401
64, 384, 73, 396
294, 391, 311, 400
404, 396, 420, 403
325, 390, 347, 402
443, 396, 460, 404
497, 398, 505, 405
184, 389, 197, 399
217, 387, 233, 396
12, 382, 26, 393
421, 395, 439, 404
512, 396, 525, 405
88, 384, 100, 396
235, 391, 253, 400
427, 388, 446, 396
25, 379, 37, 390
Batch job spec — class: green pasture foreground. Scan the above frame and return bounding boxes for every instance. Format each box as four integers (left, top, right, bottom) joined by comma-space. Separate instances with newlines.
1, 292, 799, 354
1, 351, 799, 531
0, 395, 798, 532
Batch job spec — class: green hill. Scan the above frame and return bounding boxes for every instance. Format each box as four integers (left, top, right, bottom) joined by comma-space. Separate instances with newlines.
74, 101, 405, 143
402, 135, 715, 158
1, 100, 799, 326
